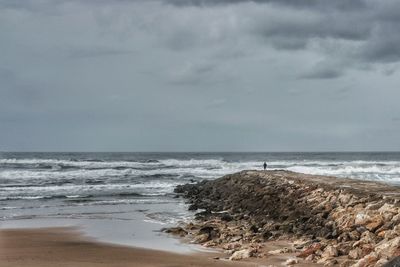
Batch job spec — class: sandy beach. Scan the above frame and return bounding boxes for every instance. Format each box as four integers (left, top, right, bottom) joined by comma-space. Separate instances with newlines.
0, 227, 261, 267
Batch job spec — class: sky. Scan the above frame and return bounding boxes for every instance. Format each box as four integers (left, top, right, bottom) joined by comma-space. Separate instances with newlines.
1, 0, 400, 152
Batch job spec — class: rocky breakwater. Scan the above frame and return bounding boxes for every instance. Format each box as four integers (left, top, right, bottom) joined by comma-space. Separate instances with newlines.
168, 170, 400, 267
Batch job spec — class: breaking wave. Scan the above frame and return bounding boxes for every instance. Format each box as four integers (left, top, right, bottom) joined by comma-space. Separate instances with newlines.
2, 152, 400, 213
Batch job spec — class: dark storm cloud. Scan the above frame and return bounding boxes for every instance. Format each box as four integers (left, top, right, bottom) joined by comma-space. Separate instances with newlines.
255, 14, 370, 42
165, 0, 366, 10
297, 59, 346, 79
300, 68, 343, 80
357, 27, 400, 63
251, 10, 371, 57
159, 0, 400, 76
0, 0, 67, 14
236, 0, 400, 77
2, 0, 400, 151
2, 0, 400, 67
0, 0, 367, 10
0, 0, 365, 9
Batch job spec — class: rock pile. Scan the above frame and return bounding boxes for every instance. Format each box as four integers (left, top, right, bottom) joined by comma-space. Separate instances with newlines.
169, 170, 400, 267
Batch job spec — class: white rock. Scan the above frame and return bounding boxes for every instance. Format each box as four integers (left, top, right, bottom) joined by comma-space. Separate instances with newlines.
285, 258, 298, 265
229, 249, 252, 261
355, 212, 371, 225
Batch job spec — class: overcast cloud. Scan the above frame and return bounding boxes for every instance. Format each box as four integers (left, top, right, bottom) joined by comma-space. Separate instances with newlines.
1, 0, 400, 151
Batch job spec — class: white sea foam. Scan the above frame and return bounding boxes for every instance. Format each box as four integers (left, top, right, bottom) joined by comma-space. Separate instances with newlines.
2, 155, 400, 209
287, 165, 400, 176
2, 184, 177, 196
159, 158, 225, 167
0, 158, 160, 169
2, 158, 400, 186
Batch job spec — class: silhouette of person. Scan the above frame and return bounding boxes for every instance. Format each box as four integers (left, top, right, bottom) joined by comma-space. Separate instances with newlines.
263, 162, 267, 170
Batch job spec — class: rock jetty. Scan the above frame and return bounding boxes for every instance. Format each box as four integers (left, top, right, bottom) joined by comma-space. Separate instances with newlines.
169, 170, 400, 267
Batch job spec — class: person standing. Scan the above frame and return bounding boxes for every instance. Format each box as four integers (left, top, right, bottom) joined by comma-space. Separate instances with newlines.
263, 162, 267, 170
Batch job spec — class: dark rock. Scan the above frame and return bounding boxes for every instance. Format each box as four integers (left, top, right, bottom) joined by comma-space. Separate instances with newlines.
161, 227, 188, 237
195, 210, 212, 220
199, 225, 219, 240
383, 256, 400, 267
250, 225, 259, 233
356, 226, 367, 233
188, 203, 198, 210
262, 230, 272, 240
221, 213, 233, 222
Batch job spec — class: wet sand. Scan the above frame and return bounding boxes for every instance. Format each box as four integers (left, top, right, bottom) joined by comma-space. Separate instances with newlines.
0, 227, 261, 267
0, 227, 322, 267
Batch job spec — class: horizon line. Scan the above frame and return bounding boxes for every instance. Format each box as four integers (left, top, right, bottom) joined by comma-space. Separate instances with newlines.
1, 150, 400, 153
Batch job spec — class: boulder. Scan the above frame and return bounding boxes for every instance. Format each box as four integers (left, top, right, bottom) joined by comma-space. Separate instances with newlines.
349, 248, 362, 260
297, 243, 323, 258
340, 260, 356, 267
391, 214, 400, 225
229, 249, 252, 261
375, 237, 400, 259
222, 241, 241, 250
375, 258, 389, 267
193, 234, 209, 243
285, 258, 298, 265
378, 203, 398, 215
321, 245, 339, 259
321, 258, 339, 266
351, 252, 378, 267
365, 216, 384, 232
355, 212, 371, 226
382, 256, 400, 267
199, 225, 219, 240
353, 231, 377, 247
162, 227, 188, 237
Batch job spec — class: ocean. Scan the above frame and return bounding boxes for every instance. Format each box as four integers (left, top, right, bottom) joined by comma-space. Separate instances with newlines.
1, 152, 400, 251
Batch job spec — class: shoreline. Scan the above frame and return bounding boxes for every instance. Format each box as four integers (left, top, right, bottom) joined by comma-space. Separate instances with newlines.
0, 227, 258, 267
0, 227, 318, 267
0, 201, 199, 254
0, 226, 323, 267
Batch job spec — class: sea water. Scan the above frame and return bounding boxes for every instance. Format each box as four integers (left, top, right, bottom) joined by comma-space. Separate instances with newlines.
1, 152, 400, 251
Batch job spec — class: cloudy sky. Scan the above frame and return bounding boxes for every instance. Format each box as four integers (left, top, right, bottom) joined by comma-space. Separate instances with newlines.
1, 0, 400, 152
